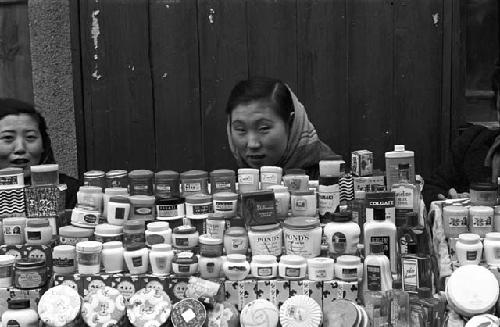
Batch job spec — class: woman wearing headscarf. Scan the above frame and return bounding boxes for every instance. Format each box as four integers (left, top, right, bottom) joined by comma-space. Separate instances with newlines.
226, 77, 336, 178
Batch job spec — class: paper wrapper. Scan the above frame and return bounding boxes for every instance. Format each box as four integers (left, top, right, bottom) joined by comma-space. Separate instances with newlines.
127, 288, 172, 327
38, 285, 81, 327
81, 286, 126, 327
206, 301, 239, 327
280, 295, 322, 327
170, 298, 207, 327
240, 299, 279, 327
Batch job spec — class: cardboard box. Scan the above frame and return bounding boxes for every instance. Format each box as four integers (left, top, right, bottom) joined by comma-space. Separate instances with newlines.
276, 279, 290, 308
351, 150, 374, 177
0, 287, 42, 318
224, 279, 257, 310
24, 185, 64, 218
290, 280, 323, 308
224, 280, 239, 308
353, 176, 385, 192
166, 277, 190, 303
82, 274, 113, 297
142, 275, 168, 292
0, 187, 25, 218
256, 280, 278, 306
52, 273, 83, 294
111, 274, 141, 303
322, 280, 359, 310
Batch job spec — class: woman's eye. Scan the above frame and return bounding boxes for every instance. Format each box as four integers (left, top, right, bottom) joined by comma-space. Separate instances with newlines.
258, 126, 271, 132
0, 135, 14, 142
26, 134, 38, 141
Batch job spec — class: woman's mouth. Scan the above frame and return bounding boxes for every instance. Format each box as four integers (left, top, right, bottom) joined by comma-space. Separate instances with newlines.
10, 159, 29, 167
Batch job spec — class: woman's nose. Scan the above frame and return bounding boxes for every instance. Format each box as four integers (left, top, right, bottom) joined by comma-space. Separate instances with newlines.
13, 137, 26, 154
247, 132, 261, 149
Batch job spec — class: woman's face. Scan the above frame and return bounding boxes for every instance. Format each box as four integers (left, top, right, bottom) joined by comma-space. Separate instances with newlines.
0, 114, 43, 174
230, 101, 288, 168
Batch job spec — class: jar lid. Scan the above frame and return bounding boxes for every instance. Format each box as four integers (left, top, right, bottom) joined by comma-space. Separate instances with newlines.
173, 251, 198, 263
470, 182, 497, 191
332, 212, 352, 222
123, 220, 145, 231
95, 223, 123, 235
185, 193, 212, 204
0, 254, 15, 266
212, 192, 238, 201
156, 197, 185, 205
76, 241, 103, 253
8, 299, 30, 310
102, 241, 123, 250
459, 233, 480, 242
31, 164, 59, 173
173, 226, 197, 234
290, 190, 314, 196
285, 168, 306, 175
129, 195, 155, 204
78, 185, 102, 193
155, 170, 179, 179
53, 245, 76, 255
109, 196, 130, 204
0, 167, 23, 175
106, 170, 128, 178
469, 206, 494, 214
180, 170, 208, 179
250, 223, 280, 232
443, 204, 468, 214
225, 227, 247, 236
147, 221, 170, 232
210, 169, 235, 177
227, 254, 247, 263
104, 187, 129, 196
486, 232, 500, 241
59, 225, 94, 237
126, 243, 146, 251
260, 166, 282, 173
15, 258, 45, 268
199, 234, 223, 245
207, 213, 226, 221
252, 254, 277, 265
128, 170, 154, 178
83, 169, 104, 177
267, 185, 288, 193
280, 255, 306, 266
284, 217, 320, 229
151, 244, 172, 252
336, 255, 361, 266
26, 218, 50, 228
238, 168, 259, 174
2, 217, 26, 225
307, 257, 334, 268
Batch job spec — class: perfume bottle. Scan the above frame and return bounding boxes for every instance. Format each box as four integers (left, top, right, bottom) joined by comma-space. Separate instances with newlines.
391, 163, 420, 222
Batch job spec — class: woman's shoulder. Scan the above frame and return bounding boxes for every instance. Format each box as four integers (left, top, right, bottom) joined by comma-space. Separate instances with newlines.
58, 173, 81, 188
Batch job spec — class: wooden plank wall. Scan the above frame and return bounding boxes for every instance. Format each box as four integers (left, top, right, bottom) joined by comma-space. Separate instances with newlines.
75, 0, 445, 179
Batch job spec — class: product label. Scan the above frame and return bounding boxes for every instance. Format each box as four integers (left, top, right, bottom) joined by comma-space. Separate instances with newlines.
238, 174, 254, 185
3, 225, 22, 235
313, 269, 327, 278
114, 207, 125, 219
77, 252, 99, 266
155, 257, 167, 270
215, 181, 231, 191
447, 214, 468, 227
318, 186, 340, 215
206, 262, 215, 273
206, 222, 224, 239
390, 301, 401, 326
370, 236, 391, 259
332, 232, 347, 254
133, 184, 149, 191
495, 248, 500, 259
27, 231, 42, 241
257, 267, 273, 276
285, 267, 300, 278
124, 234, 146, 248
253, 232, 282, 255
132, 256, 143, 267
285, 305, 304, 322
179, 264, 191, 273
83, 214, 98, 224
366, 265, 382, 291
157, 204, 179, 217
146, 234, 166, 246
175, 237, 189, 247
192, 204, 212, 215
471, 214, 492, 227
59, 236, 89, 246
402, 257, 418, 292
53, 258, 74, 267
228, 265, 248, 271
393, 186, 414, 210
184, 182, 202, 192
261, 173, 278, 184
16, 271, 42, 288
342, 268, 358, 279
285, 230, 314, 257
466, 250, 478, 261
215, 201, 234, 212
134, 206, 153, 216
230, 238, 245, 250
156, 184, 171, 192
293, 199, 308, 210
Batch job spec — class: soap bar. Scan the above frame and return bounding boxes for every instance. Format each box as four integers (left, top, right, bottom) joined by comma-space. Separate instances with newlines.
38, 285, 81, 327
170, 298, 206, 327
240, 190, 277, 226
81, 286, 126, 327
279, 295, 322, 327
127, 288, 172, 327
240, 299, 279, 327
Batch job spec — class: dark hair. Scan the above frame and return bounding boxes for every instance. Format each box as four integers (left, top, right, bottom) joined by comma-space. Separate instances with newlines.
493, 65, 500, 109
0, 98, 55, 164
226, 77, 294, 123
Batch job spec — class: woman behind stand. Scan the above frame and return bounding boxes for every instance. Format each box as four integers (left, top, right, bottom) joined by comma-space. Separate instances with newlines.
0, 98, 80, 208
226, 76, 337, 179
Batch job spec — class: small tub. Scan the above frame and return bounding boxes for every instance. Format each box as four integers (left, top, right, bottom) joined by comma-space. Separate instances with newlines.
59, 225, 94, 246
199, 234, 223, 257
186, 194, 213, 235
279, 255, 306, 280
237, 168, 259, 193
128, 170, 154, 196
155, 170, 180, 199
307, 257, 335, 281
129, 195, 155, 221
30, 164, 59, 186
172, 226, 199, 250
0, 255, 15, 287
94, 223, 123, 243
76, 241, 103, 275
180, 170, 209, 196
14, 259, 47, 289
210, 169, 236, 194
213, 192, 238, 218
105, 169, 129, 188
260, 166, 283, 189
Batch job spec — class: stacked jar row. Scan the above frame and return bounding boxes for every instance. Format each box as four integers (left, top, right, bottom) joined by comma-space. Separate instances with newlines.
451, 232, 500, 266
442, 205, 500, 238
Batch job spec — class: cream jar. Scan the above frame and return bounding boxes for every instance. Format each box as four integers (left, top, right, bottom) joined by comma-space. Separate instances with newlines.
25, 218, 52, 245
456, 233, 483, 265
105, 170, 129, 188
52, 245, 76, 275
260, 166, 283, 189
290, 190, 317, 217
102, 241, 124, 273
145, 221, 172, 246
76, 241, 102, 274
279, 255, 307, 280
129, 195, 155, 221
268, 185, 290, 220
149, 244, 174, 276
470, 182, 497, 206
210, 169, 236, 194
199, 255, 223, 279
484, 232, 500, 267
248, 223, 283, 256
156, 197, 185, 223
106, 195, 130, 225
77, 185, 103, 211
83, 169, 105, 189
128, 169, 154, 196
124, 245, 149, 274
250, 254, 278, 279
283, 173, 309, 192
213, 192, 238, 218
0, 255, 15, 288
223, 254, 250, 280
94, 223, 123, 243
155, 170, 180, 198
103, 187, 128, 218
224, 227, 249, 255
180, 170, 209, 196
172, 226, 199, 250
14, 259, 46, 289
238, 168, 259, 193
2, 217, 27, 245
443, 205, 469, 238
58, 225, 94, 246
186, 193, 213, 235
334, 255, 363, 281
307, 257, 335, 281
206, 213, 226, 240
199, 234, 223, 257
283, 217, 322, 258
172, 251, 198, 277
469, 206, 493, 237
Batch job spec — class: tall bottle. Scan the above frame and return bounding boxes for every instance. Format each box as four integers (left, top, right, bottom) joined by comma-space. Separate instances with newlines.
385, 145, 415, 189
318, 158, 344, 222
401, 230, 432, 294
364, 208, 397, 273
389, 280, 410, 327
363, 242, 393, 292
339, 163, 354, 204
391, 163, 420, 221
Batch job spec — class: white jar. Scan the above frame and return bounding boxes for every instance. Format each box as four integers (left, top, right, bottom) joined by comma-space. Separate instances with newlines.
456, 233, 483, 266
250, 255, 278, 279
206, 213, 226, 240
94, 223, 123, 243
223, 254, 250, 280
283, 217, 322, 258
279, 255, 307, 280
124, 245, 149, 274
268, 185, 290, 219
260, 166, 283, 189
199, 255, 223, 279
248, 223, 283, 256
469, 206, 494, 237
0, 255, 15, 288
171, 226, 199, 250
145, 221, 172, 246
307, 257, 334, 281
1, 299, 39, 327
52, 245, 76, 275
334, 255, 363, 281
442, 205, 469, 238
237, 168, 259, 193
149, 244, 174, 276
212, 192, 238, 218
290, 190, 317, 217
101, 241, 124, 273
106, 195, 130, 225
76, 241, 103, 274
324, 212, 360, 256
484, 232, 500, 267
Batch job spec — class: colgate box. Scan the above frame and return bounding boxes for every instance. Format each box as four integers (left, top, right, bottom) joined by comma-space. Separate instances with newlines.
322, 280, 359, 310
224, 279, 257, 310
365, 191, 396, 224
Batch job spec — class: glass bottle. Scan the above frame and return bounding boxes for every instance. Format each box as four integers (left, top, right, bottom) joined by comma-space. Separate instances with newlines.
391, 163, 420, 222
389, 280, 409, 327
